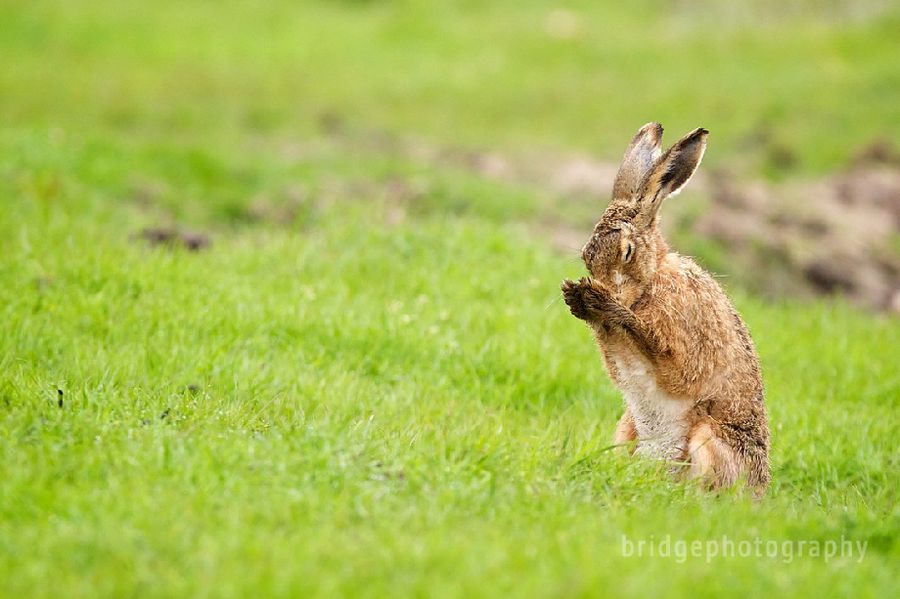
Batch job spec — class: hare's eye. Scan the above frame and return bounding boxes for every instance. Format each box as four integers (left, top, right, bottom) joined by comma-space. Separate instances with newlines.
622, 240, 634, 263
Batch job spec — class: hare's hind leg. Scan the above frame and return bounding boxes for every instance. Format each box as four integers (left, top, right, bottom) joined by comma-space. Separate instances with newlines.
613, 406, 638, 453
686, 421, 740, 488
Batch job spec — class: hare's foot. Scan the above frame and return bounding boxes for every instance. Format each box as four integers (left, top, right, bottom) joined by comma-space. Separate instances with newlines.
613, 407, 638, 453
686, 421, 740, 489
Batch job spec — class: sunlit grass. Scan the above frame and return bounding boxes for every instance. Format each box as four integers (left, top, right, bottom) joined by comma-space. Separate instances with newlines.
2, 132, 898, 597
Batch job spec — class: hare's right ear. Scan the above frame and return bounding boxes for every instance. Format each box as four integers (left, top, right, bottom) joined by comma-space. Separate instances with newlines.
635, 127, 708, 227
612, 122, 664, 201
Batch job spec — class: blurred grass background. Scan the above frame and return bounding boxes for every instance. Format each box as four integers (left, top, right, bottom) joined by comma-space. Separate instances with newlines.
2, 0, 898, 173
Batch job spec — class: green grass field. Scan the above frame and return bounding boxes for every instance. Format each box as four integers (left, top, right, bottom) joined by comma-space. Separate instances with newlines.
1, 1, 898, 597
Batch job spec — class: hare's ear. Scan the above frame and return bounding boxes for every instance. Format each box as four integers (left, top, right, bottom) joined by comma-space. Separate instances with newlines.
612, 122, 664, 201
636, 127, 707, 226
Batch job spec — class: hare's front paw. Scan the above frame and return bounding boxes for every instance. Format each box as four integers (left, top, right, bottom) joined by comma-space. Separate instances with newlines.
562, 277, 619, 324
561, 277, 604, 321
561, 278, 590, 320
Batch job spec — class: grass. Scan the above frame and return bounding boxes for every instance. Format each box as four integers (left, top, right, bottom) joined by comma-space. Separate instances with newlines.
1, 1, 899, 597
2, 0, 899, 173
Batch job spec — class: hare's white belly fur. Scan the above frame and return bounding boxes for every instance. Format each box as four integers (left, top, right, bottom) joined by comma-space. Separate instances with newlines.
613, 352, 691, 460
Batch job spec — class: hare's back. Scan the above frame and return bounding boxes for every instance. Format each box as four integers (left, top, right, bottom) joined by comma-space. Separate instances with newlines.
647, 253, 758, 361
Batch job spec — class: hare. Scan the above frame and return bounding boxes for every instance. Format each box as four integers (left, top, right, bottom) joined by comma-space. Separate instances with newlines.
561, 123, 769, 492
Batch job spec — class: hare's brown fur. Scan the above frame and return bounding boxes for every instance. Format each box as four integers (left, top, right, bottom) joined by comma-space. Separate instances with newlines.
562, 123, 770, 492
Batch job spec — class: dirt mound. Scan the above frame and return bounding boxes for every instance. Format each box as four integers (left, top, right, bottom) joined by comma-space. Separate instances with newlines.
134, 227, 211, 252
471, 145, 899, 312
473, 141, 899, 313
694, 161, 899, 312
462, 146, 900, 313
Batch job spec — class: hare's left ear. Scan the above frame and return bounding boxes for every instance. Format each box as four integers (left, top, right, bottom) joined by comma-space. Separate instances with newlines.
613, 122, 664, 202
636, 127, 707, 226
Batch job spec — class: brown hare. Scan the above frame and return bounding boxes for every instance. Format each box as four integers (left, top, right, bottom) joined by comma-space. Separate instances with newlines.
561, 123, 770, 493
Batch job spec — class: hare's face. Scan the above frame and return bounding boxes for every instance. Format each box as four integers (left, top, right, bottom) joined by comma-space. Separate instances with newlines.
581, 222, 659, 306
580, 121, 709, 306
